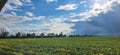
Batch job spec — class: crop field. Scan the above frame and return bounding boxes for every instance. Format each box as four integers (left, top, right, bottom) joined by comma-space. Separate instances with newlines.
0, 37, 120, 55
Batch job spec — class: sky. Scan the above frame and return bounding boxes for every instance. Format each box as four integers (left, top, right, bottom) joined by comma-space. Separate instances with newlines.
0, 0, 120, 35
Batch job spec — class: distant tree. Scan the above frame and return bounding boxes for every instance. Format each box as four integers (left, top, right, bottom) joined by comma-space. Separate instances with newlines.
69, 35, 74, 37
47, 33, 55, 37
27, 33, 36, 38
0, 28, 9, 38
10, 34, 15, 38
22, 34, 27, 38
59, 32, 63, 37
51, 33, 55, 37
40, 33, 45, 38
55, 34, 59, 37
63, 34, 67, 37
2, 31, 9, 38
47, 33, 50, 37
32, 33, 36, 38
16, 32, 21, 38
27, 33, 31, 38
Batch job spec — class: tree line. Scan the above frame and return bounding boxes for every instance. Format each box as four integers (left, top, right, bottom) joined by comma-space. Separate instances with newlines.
0, 29, 92, 38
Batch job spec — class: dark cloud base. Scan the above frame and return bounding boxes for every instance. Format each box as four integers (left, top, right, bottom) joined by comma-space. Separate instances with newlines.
72, 4, 120, 35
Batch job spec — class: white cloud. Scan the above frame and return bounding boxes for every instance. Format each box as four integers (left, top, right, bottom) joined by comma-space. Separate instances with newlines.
0, 14, 45, 25
80, 1, 87, 4
11, 12, 17, 16
26, 12, 34, 17
0, 14, 27, 25
41, 18, 74, 34
33, 16, 45, 20
11, 0, 23, 6
8, 18, 74, 34
118, 0, 120, 4
69, 0, 119, 22
0, 0, 72, 34
56, 4, 78, 10
46, 0, 57, 3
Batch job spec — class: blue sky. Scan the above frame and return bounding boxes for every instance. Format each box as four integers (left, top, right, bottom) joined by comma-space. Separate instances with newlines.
0, 0, 120, 35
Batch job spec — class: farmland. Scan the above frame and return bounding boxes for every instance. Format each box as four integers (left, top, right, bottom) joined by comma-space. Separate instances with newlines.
0, 37, 120, 55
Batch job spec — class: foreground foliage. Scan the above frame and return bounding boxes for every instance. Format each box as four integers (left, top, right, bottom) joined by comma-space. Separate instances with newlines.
0, 37, 120, 55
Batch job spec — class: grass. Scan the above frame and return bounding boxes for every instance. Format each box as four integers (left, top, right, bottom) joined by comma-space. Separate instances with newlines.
0, 37, 120, 55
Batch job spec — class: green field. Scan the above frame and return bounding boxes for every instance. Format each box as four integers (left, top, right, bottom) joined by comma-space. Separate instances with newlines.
0, 37, 120, 55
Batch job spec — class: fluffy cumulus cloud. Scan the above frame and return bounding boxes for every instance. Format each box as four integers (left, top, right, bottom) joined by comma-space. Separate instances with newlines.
80, 1, 87, 4
56, 4, 78, 10
69, 0, 117, 22
70, 0, 120, 35
0, 14, 45, 25
0, 0, 44, 25
0, 13, 46, 34
8, 18, 74, 35
43, 18, 74, 34
0, 14, 28, 25
26, 12, 34, 17
46, 0, 57, 3
0, 0, 74, 35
